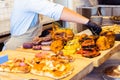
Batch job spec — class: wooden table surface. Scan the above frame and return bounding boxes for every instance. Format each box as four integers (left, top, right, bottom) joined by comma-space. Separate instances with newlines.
0, 50, 93, 80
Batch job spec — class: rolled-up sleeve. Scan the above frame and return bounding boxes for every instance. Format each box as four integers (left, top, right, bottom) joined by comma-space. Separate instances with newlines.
27, 0, 64, 20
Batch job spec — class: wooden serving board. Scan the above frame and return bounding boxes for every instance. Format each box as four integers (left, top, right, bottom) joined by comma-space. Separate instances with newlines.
72, 41, 120, 67
75, 29, 120, 67
16, 48, 46, 53
0, 50, 93, 80
16, 41, 120, 67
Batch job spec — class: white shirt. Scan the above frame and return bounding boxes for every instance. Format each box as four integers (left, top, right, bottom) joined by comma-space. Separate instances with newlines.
10, 0, 64, 36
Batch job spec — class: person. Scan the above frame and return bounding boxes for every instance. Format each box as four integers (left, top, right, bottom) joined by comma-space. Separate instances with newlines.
3, 0, 102, 50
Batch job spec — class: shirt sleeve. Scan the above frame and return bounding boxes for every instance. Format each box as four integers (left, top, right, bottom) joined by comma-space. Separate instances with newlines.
26, 0, 64, 20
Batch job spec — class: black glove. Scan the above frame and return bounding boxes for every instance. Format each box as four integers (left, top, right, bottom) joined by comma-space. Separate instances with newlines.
85, 20, 102, 35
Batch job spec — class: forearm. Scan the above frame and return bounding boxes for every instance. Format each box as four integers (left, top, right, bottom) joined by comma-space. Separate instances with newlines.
60, 7, 89, 25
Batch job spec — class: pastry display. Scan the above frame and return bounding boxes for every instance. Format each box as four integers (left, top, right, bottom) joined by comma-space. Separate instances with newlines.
0, 51, 74, 79
21, 23, 116, 58
0, 22, 119, 80
76, 34, 100, 58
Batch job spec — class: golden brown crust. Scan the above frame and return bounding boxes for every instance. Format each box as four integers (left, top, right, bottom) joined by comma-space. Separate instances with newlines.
96, 36, 110, 50
50, 40, 64, 53
50, 23, 74, 41
30, 52, 74, 79
0, 58, 31, 73
31, 63, 73, 79
96, 31, 115, 50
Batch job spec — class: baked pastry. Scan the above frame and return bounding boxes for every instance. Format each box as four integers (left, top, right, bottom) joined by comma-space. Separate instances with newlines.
30, 52, 74, 79
0, 58, 31, 73
77, 34, 100, 58
51, 23, 74, 41
96, 36, 110, 50
77, 49, 100, 58
96, 31, 115, 50
50, 40, 64, 53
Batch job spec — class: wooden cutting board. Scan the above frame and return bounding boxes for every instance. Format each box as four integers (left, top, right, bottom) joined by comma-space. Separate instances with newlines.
16, 41, 120, 67
72, 41, 120, 67
16, 48, 49, 53
75, 29, 120, 67
0, 50, 93, 80
16, 29, 120, 67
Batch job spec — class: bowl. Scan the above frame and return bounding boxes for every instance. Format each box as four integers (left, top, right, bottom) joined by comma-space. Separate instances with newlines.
110, 16, 120, 24
102, 65, 120, 80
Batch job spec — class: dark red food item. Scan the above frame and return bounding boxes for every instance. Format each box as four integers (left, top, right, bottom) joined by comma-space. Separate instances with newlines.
23, 42, 33, 49
76, 49, 100, 58
81, 39, 95, 47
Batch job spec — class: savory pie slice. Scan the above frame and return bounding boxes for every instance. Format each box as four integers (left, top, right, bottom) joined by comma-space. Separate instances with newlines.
30, 56, 74, 79
0, 58, 31, 73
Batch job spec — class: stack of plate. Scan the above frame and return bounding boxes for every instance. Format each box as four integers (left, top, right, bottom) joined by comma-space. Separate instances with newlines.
102, 65, 120, 80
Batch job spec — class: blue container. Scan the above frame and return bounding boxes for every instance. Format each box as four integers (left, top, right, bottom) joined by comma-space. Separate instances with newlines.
0, 54, 8, 64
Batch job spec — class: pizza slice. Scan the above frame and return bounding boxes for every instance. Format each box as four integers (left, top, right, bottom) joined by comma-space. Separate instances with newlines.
0, 60, 13, 72
0, 58, 32, 73
45, 63, 74, 79
31, 62, 73, 79
30, 53, 74, 79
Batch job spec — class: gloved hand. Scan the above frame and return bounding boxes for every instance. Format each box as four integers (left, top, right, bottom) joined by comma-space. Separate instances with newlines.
85, 20, 102, 35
